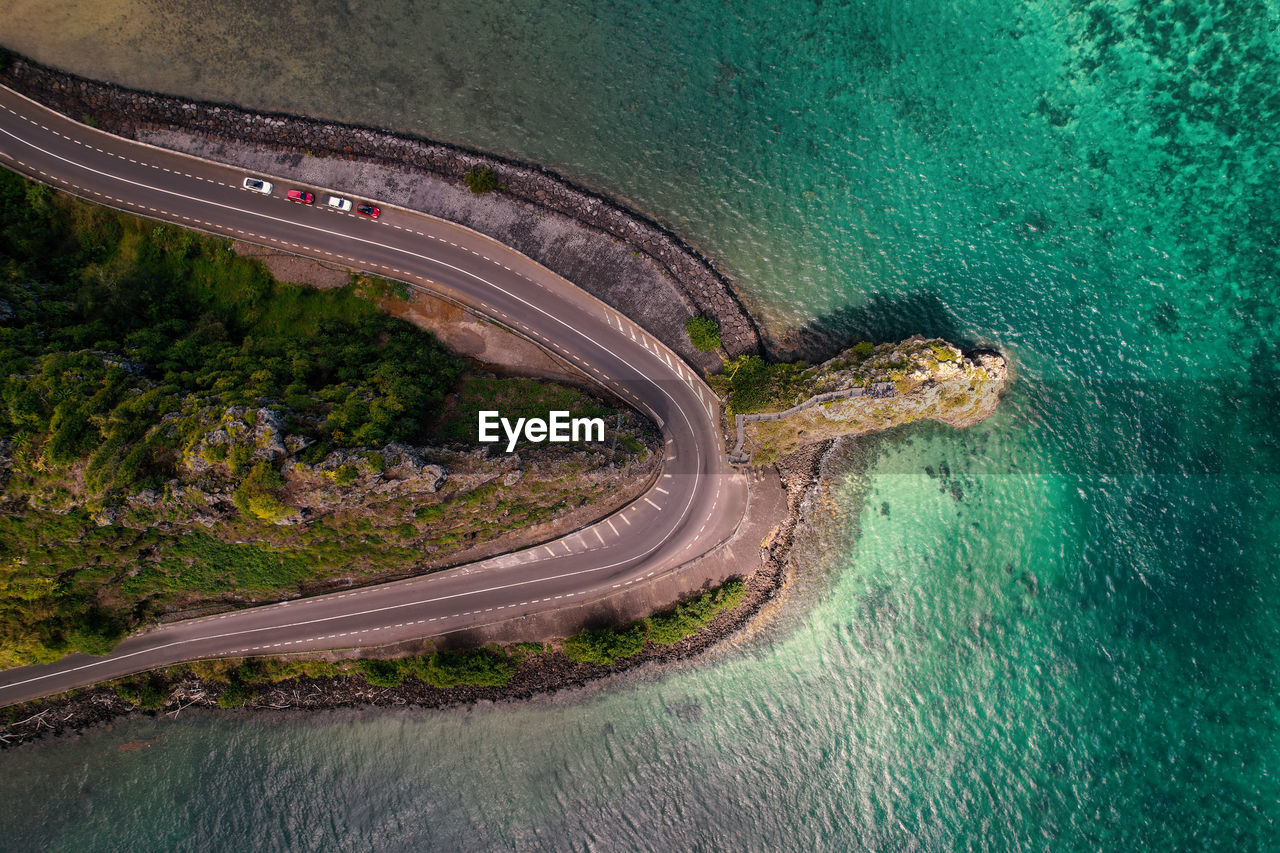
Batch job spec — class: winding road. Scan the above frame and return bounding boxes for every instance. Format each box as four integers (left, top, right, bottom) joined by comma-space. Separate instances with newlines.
0, 85, 748, 706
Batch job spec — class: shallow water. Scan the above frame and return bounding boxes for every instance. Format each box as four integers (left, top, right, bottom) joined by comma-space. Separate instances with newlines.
3, 0, 1279, 849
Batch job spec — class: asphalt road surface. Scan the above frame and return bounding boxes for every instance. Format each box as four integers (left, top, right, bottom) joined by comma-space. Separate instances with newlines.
0, 85, 748, 706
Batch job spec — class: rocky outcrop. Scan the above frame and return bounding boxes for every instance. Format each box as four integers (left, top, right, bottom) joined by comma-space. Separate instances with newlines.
136, 404, 656, 534
735, 337, 1008, 463
183, 406, 291, 474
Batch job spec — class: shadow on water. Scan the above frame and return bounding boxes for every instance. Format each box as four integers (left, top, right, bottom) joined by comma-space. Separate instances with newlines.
774, 291, 977, 363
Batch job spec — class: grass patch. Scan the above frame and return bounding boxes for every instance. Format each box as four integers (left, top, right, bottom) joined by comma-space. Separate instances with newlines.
120, 533, 313, 596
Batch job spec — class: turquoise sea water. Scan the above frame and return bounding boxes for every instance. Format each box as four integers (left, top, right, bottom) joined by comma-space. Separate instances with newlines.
3, 0, 1280, 848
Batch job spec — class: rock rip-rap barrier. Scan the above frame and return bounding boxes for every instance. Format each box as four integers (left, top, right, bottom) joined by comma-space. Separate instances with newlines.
0, 55, 764, 365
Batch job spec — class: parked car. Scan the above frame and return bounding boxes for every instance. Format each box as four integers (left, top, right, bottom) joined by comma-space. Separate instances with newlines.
286, 189, 315, 204
326, 195, 352, 212
356, 203, 380, 219
243, 177, 273, 194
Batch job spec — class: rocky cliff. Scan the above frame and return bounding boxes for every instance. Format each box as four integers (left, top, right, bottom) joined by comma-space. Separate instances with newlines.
734, 337, 1008, 463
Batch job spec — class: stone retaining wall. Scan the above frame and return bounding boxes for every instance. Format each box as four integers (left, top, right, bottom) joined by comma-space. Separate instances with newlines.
0, 55, 764, 372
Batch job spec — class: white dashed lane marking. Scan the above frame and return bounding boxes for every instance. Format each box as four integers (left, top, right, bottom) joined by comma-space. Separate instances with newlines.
0, 92, 748, 685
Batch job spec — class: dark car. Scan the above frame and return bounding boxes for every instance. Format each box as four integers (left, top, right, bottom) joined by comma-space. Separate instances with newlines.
356, 203, 380, 219
286, 189, 315, 204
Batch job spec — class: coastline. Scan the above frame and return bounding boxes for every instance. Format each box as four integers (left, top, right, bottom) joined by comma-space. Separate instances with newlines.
1, 443, 832, 750
0, 53, 856, 747
0, 53, 767, 371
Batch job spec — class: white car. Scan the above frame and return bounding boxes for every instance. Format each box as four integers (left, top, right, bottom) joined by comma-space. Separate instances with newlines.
243, 177, 273, 194
326, 195, 353, 212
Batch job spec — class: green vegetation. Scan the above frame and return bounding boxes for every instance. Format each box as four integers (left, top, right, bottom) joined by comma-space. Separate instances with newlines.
201, 646, 520, 697
928, 341, 958, 362
436, 375, 616, 445
232, 461, 290, 522
684, 316, 722, 352
0, 168, 462, 502
216, 681, 252, 708
41, 577, 748, 708
644, 579, 745, 645
562, 578, 748, 665
562, 623, 647, 666
509, 641, 549, 661
357, 657, 405, 687
0, 170, 655, 670
353, 273, 411, 301
463, 167, 500, 194
419, 647, 514, 687
708, 355, 809, 416
115, 675, 168, 710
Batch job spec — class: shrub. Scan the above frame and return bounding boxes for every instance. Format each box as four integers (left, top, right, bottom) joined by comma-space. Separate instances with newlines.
66, 607, 128, 656
509, 642, 548, 661
178, 659, 237, 683
563, 623, 646, 666
685, 316, 722, 352
419, 647, 514, 687
358, 658, 406, 687
116, 676, 168, 710
227, 444, 253, 476
645, 579, 746, 645
233, 461, 290, 522
928, 342, 958, 362
710, 355, 808, 416
255, 658, 346, 682
464, 167, 499, 194
850, 341, 875, 360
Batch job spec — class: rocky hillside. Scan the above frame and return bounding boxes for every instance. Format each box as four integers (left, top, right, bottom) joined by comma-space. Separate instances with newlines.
730, 337, 1008, 463
0, 391, 659, 670
116, 401, 659, 548
0, 166, 661, 669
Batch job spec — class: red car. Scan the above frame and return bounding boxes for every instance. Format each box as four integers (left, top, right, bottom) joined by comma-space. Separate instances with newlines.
286, 189, 314, 204
356, 202, 380, 219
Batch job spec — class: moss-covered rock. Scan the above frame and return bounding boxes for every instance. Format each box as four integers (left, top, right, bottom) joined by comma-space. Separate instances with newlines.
734, 337, 1007, 463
